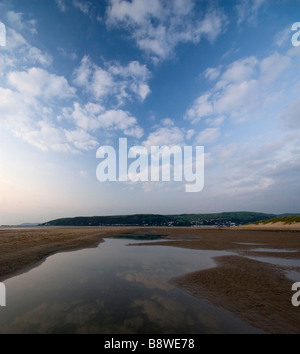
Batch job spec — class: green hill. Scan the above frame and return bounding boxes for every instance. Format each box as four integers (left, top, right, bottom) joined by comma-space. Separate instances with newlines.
42, 212, 283, 227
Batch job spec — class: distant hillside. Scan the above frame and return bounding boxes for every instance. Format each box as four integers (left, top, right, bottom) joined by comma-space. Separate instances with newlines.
42, 212, 280, 227
253, 215, 300, 225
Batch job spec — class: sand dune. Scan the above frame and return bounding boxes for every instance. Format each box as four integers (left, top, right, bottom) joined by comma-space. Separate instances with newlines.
237, 222, 300, 230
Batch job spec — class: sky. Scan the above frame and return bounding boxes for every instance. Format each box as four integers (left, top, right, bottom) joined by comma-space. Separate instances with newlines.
0, 0, 300, 225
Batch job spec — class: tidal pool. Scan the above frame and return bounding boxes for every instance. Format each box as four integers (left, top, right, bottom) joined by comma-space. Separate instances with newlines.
0, 237, 262, 334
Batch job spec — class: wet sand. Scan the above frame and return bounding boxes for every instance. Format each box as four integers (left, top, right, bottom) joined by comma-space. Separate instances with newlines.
0, 227, 142, 281
1, 226, 300, 333
172, 256, 300, 334
136, 227, 300, 333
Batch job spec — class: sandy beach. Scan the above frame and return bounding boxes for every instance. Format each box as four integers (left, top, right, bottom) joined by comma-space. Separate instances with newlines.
1, 225, 300, 333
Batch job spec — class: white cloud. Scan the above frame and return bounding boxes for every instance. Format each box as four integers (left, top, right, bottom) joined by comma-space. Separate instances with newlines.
215, 134, 299, 173
62, 104, 144, 138
0, 10, 148, 155
185, 94, 213, 123
55, 0, 99, 19
109, 60, 151, 101
223, 176, 274, 195
73, 0, 91, 15
8, 67, 76, 99
214, 143, 241, 161
197, 9, 226, 42
207, 133, 300, 202
195, 127, 220, 145
0, 12, 97, 154
204, 67, 220, 81
1, 27, 52, 75
1, 11, 54, 81
65, 128, 98, 151
92, 67, 115, 99
61, 102, 105, 131
27, 46, 52, 67
58, 47, 77, 61
186, 49, 298, 127
186, 129, 195, 140
259, 52, 290, 85
6, 11, 37, 35
143, 126, 185, 148
55, 0, 67, 12
73, 56, 151, 104
72, 0, 101, 20
136, 83, 151, 101
205, 116, 224, 127
107, 0, 163, 25
161, 118, 174, 127
0, 87, 36, 133
6, 11, 23, 30
21, 121, 74, 153
7, 27, 27, 49
274, 26, 292, 48
279, 97, 300, 130
220, 56, 258, 86
98, 110, 144, 138
73, 55, 93, 87
1, 70, 144, 152
124, 125, 144, 139
0, 85, 81, 153
236, 0, 266, 25
214, 79, 259, 119
106, 0, 227, 61
0, 64, 100, 154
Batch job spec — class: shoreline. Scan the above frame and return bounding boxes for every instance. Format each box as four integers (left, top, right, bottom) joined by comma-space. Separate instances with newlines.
0, 227, 143, 282
1, 226, 300, 333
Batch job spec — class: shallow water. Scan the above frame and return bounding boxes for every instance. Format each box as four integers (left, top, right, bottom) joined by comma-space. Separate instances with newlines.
0, 237, 262, 334
251, 248, 298, 253
234, 242, 264, 246
285, 270, 300, 282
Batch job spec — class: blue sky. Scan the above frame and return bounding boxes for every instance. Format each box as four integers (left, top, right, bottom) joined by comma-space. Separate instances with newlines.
0, 0, 300, 224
